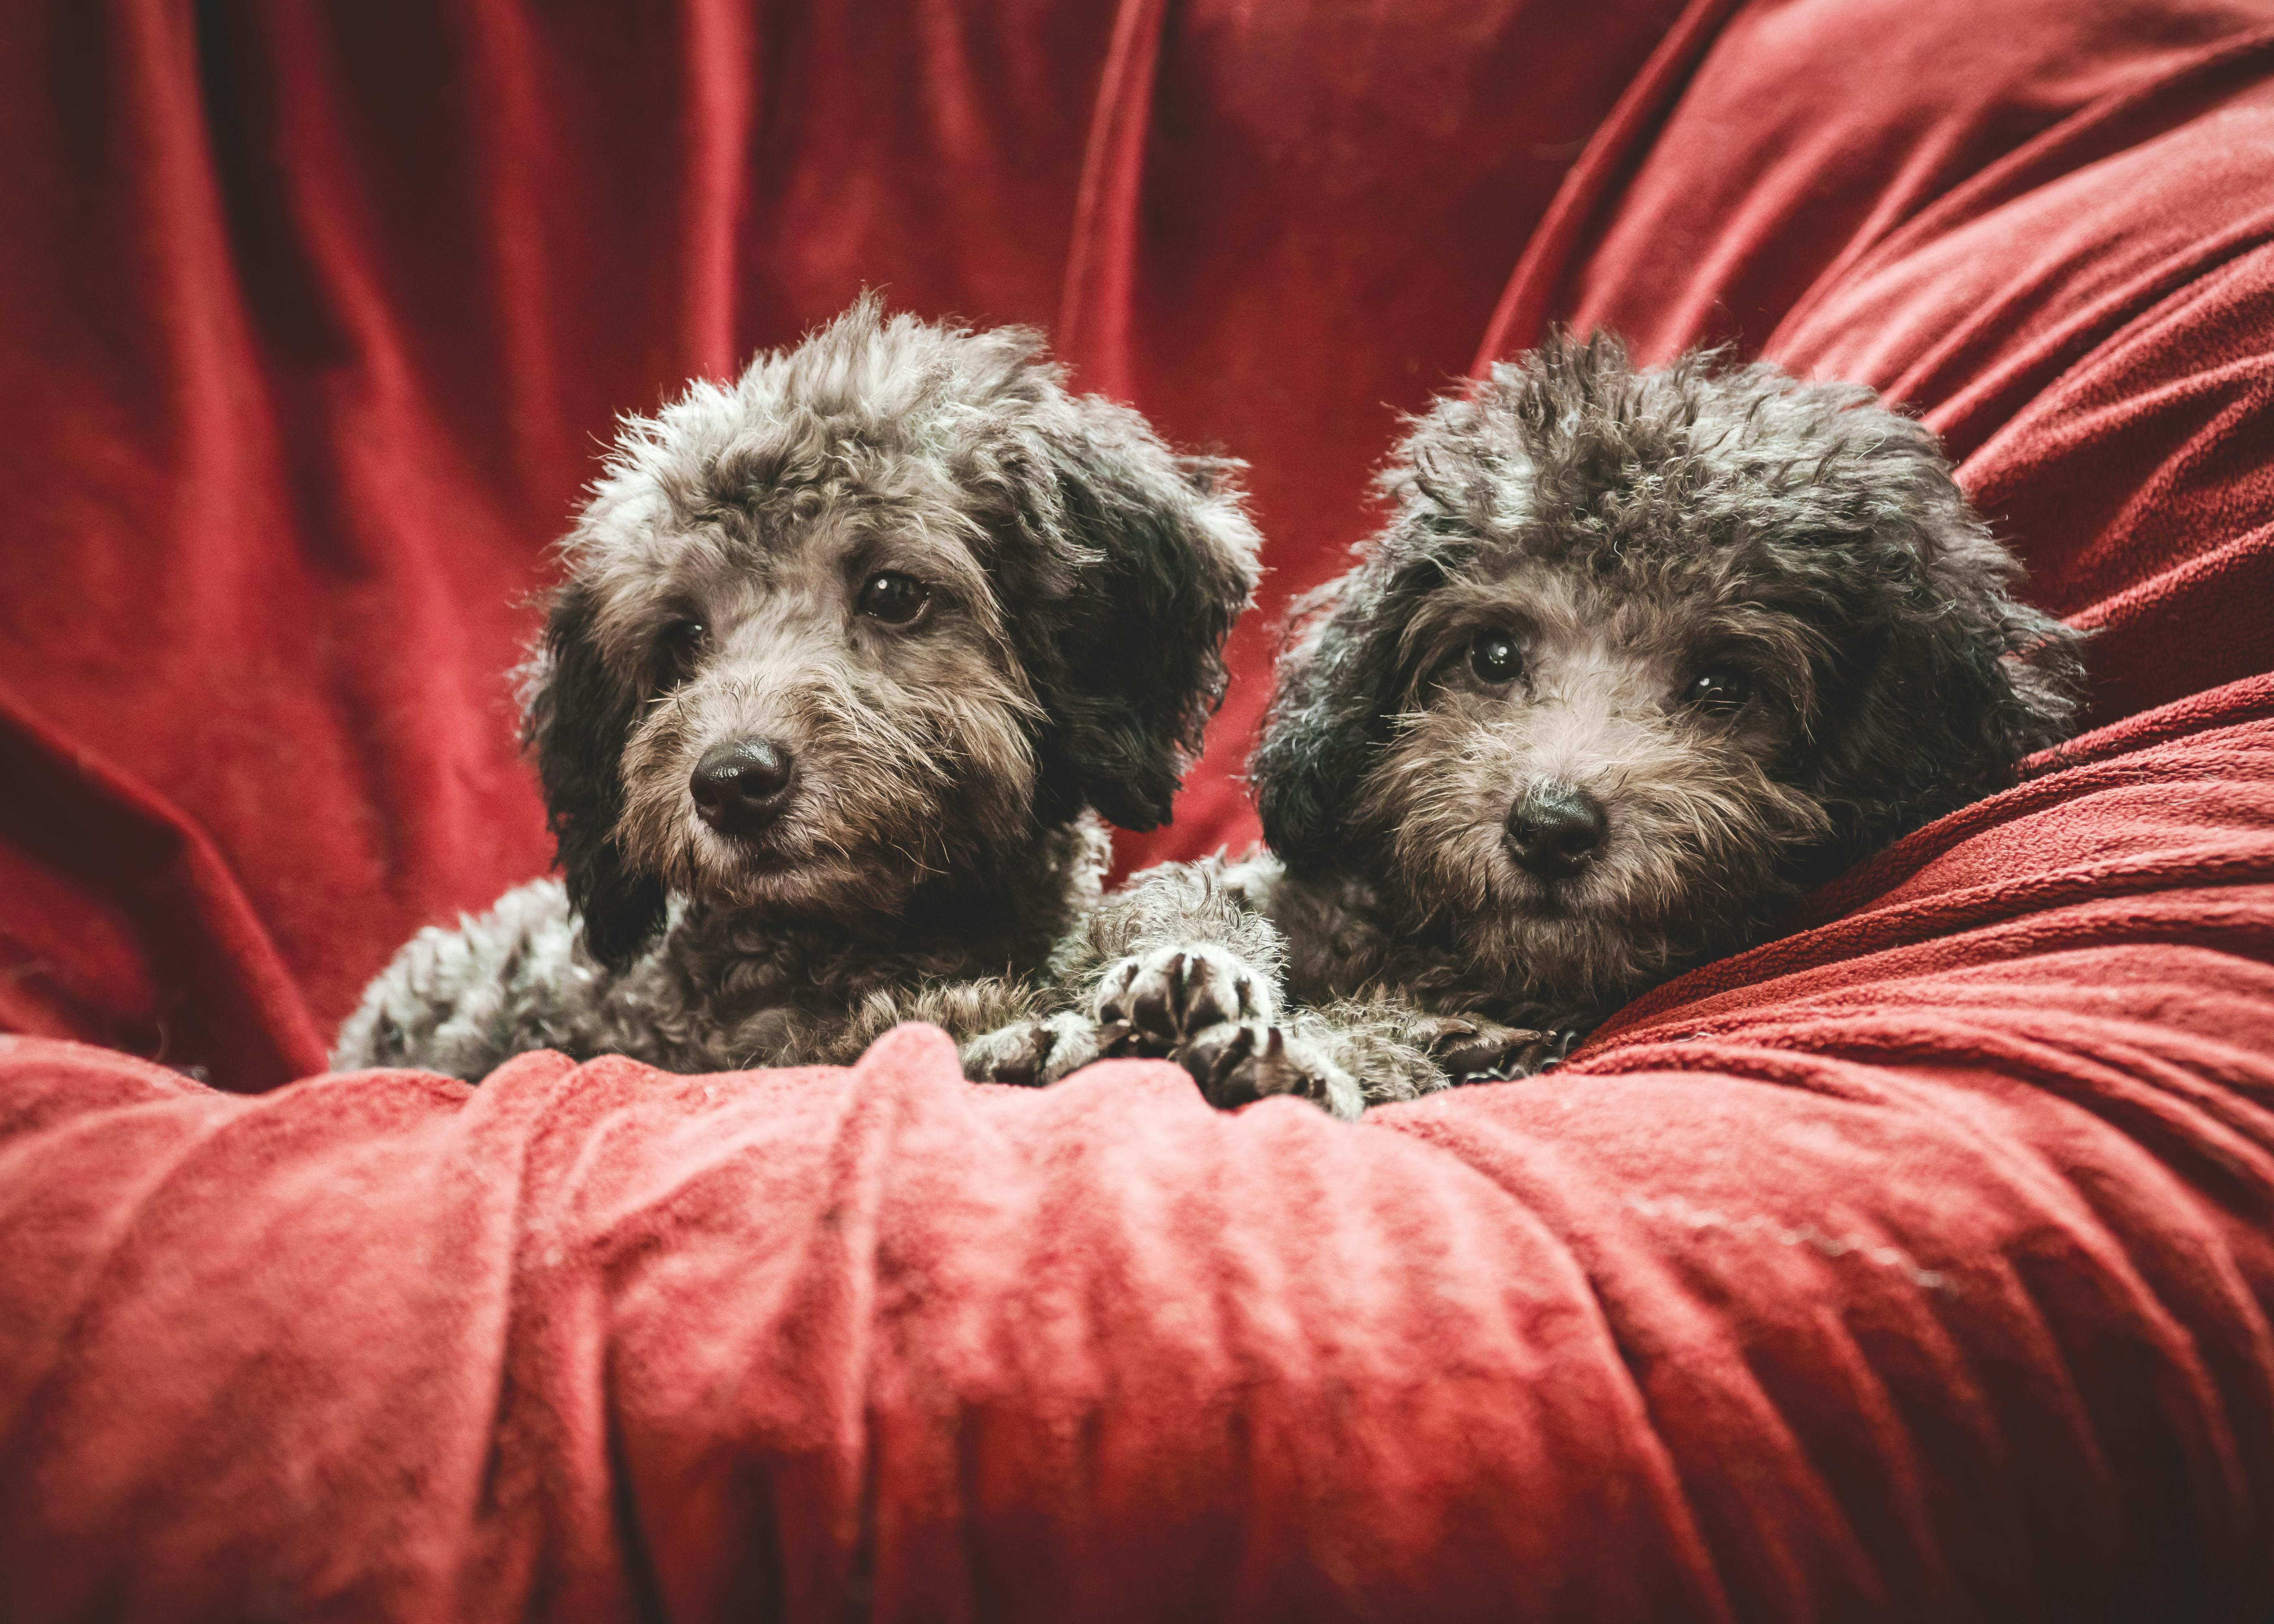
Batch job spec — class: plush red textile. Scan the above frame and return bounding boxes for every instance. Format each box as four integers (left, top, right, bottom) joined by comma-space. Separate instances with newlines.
4, 0, 2274, 1618
4, 678, 2272, 1621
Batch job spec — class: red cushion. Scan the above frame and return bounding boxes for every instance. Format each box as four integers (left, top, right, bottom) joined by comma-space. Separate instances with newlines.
4, 2, 2273, 1618
4, 680, 2271, 1619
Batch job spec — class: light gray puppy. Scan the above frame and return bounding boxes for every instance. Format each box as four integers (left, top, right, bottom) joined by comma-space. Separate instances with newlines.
1014, 336, 2086, 1117
334, 298, 1260, 1080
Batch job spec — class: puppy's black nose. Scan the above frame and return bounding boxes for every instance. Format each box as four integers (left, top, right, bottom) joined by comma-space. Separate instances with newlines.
1505, 782, 1608, 879
691, 739, 795, 835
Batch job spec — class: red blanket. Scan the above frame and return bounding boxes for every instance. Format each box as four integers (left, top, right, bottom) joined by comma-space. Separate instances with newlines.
5, 1, 2274, 1618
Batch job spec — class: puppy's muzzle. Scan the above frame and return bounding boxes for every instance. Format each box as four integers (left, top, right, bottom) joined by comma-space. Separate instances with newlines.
691, 738, 796, 839
1506, 781, 1608, 879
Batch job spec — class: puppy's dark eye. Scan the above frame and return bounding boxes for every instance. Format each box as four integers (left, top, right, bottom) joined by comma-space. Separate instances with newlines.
656, 620, 706, 685
858, 571, 932, 626
1684, 668, 1753, 717
1468, 629, 1522, 685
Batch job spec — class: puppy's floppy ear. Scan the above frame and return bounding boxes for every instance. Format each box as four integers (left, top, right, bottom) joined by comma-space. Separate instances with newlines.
1006, 396, 1262, 831
522, 582, 668, 967
1793, 447, 2087, 875
1252, 555, 1441, 878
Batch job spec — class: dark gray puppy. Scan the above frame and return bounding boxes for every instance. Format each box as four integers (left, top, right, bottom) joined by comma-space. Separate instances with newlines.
334, 298, 1258, 1080
1040, 335, 2087, 1116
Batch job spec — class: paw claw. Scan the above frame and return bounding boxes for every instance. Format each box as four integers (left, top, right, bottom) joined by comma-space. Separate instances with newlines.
1182, 1021, 1258, 1106
1431, 1019, 1584, 1084
1092, 944, 1274, 1056
1176, 1021, 1353, 1115
1095, 961, 1141, 1025
966, 1013, 1106, 1088
972, 1025, 1049, 1088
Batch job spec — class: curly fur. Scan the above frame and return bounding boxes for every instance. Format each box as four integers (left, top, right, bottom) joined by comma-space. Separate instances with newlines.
1029, 336, 2087, 1113
336, 297, 1259, 1079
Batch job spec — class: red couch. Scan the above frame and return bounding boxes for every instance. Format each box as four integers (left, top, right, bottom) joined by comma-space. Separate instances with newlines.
4, 1, 2272, 1618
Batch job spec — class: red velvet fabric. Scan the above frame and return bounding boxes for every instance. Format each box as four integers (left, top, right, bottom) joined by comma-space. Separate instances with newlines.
4, 2, 2274, 1618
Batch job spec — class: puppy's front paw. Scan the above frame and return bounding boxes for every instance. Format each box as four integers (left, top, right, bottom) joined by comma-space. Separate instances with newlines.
1423, 1017, 1580, 1083
1094, 945, 1274, 1057
1178, 1022, 1362, 1120
963, 1012, 1102, 1088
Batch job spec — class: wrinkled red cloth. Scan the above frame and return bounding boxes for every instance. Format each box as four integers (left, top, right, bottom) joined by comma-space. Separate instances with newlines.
5, 679, 2272, 1621
4, 1, 2274, 1619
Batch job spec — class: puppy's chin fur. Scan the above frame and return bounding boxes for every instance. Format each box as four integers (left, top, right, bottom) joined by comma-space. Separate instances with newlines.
670, 835, 944, 924
665, 806, 1055, 935
1355, 709, 1834, 1011
661, 812, 1114, 1037
1252, 332, 2086, 1025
